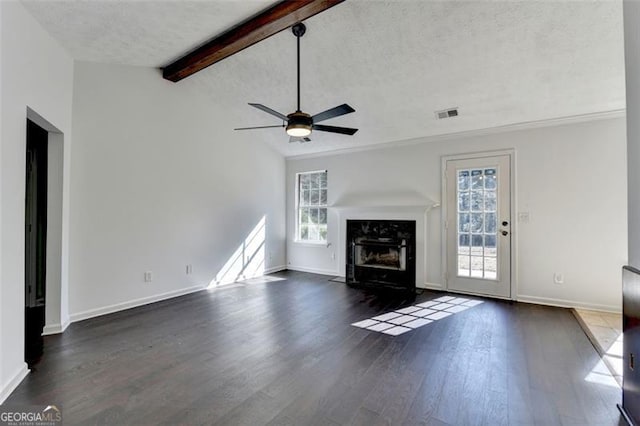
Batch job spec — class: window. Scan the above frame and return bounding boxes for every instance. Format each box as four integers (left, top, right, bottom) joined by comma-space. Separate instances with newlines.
296, 170, 327, 242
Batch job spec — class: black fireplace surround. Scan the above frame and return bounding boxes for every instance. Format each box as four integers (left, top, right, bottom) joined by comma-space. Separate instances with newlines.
346, 219, 416, 294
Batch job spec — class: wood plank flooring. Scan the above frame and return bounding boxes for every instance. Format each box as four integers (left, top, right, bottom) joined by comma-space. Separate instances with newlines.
5, 271, 624, 425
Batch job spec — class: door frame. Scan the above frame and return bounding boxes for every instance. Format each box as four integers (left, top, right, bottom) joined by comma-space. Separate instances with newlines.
441, 149, 517, 300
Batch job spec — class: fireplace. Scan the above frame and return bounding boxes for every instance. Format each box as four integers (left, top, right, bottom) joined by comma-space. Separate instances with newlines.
346, 220, 416, 294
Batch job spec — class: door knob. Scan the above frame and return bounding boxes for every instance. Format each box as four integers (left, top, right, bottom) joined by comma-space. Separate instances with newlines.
501, 230, 508, 236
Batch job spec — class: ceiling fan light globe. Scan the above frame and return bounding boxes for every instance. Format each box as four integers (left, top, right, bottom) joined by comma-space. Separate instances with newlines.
286, 125, 312, 137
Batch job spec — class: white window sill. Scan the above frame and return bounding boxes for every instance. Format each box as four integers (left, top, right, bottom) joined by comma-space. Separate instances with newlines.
293, 240, 328, 248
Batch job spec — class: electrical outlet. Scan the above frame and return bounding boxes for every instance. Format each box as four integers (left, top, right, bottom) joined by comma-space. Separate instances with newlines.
186, 264, 192, 275
144, 271, 153, 282
553, 273, 564, 284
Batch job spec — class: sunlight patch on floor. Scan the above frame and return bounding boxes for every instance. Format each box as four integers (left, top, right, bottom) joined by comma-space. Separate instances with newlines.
351, 296, 483, 336
574, 308, 623, 388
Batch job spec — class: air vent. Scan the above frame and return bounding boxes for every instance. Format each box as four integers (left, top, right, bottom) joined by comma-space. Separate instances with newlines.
435, 107, 459, 120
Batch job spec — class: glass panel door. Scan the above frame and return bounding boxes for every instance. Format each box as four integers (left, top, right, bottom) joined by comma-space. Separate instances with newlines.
445, 154, 511, 298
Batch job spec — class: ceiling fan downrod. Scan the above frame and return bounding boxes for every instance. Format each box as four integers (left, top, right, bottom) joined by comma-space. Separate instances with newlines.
292, 22, 306, 112
234, 21, 358, 141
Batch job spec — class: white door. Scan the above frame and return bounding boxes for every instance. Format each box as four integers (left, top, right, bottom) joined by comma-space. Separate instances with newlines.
444, 154, 512, 298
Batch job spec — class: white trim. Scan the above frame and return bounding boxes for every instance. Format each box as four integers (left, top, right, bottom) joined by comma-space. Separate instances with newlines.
441, 149, 517, 300
419, 282, 444, 290
0, 363, 29, 404
517, 294, 621, 313
42, 316, 70, 336
292, 241, 328, 247
264, 265, 287, 274
69, 285, 205, 323
286, 109, 625, 161
286, 265, 338, 276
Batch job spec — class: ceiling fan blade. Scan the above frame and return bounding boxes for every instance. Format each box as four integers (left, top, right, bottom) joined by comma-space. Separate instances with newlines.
312, 124, 358, 135
311, 104, 355, 123
248, 103, 289, 121
234, 124, 284, 131
289, 136, 312, 143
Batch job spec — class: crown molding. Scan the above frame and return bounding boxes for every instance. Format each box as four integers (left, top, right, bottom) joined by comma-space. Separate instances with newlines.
285, 109, 626, 161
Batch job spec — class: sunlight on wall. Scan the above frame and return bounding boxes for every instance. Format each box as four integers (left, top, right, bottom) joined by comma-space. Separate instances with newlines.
209, 216, 266, 288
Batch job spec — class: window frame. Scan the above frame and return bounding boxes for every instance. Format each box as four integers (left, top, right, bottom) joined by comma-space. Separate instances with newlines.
294, 169, 328, 244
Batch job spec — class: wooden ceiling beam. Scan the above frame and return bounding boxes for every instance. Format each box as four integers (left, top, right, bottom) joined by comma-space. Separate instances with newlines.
162, 0, 346, 82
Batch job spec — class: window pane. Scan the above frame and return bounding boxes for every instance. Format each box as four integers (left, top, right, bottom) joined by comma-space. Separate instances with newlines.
459, 213, 470, 232
300, 174, 310, 190
300, 207, 310, 224
471, 191, 483, 211
301, 190, 310, 205
309, 225, 319, 241
484, 169, 497, 189
471, 234, 483, 255
319, 225, 327, 240
458, 170, 470, 191
471, 169, 483, 190
459, 234, 470, 251
310, 190, 319, 205
458, 192, 470, 211
485, 191, 496, 212
470, 256, 483, 277
485, 212, 497, 233
484, 257, 497, 279
320, 172, 327, 188
300, 225, 308, 240
319, 208, 327, 225
458, 255, 470, 276
310, 208, 319, 224
470, 213, 483, 233
320, 189, 327, 205
311, 173, 321, 189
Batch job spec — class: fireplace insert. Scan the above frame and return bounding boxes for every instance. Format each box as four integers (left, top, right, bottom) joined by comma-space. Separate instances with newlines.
346, 220, 416, 294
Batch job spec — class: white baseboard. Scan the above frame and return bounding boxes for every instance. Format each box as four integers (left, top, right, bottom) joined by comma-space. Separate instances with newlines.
42, 316, 70, 336
418, 282, 443, 290
0, 363, 29, 404
517, 294, 621, 313
264, 265, 287, 274
286, 265, 339, 276
69, 285, 206, 323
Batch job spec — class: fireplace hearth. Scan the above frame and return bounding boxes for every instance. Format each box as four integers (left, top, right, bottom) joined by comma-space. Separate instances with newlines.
346, 220, 416, 294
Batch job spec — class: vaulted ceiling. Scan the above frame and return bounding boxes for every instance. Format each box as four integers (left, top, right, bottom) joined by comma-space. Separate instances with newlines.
22, 0, 625, 157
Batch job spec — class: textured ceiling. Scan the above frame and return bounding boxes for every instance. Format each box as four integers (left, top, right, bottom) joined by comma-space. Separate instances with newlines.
22, 0, 626, 157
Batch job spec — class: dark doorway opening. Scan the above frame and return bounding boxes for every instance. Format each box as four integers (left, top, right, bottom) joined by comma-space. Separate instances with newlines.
25, 119, 48, 367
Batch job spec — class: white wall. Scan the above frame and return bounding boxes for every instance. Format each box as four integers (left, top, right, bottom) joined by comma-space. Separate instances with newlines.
287, 117, 627, 311
0, 1, 74, 402
44, 132, 64, 334
625, 0, 640, 268
69, 62, 286, 319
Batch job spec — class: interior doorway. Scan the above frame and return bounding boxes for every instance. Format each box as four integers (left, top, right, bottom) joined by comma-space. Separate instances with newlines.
443, 152, 513, 299
25, 119, 48, 366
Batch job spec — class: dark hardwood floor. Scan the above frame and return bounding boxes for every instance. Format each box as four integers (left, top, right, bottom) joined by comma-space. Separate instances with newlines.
6, 271, 623, 425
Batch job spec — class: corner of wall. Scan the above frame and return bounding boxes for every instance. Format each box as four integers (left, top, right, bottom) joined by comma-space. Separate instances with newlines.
0, 363, 29, 405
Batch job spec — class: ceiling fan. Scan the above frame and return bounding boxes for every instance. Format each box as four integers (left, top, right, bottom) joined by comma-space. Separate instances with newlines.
234, 22, 358, 143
